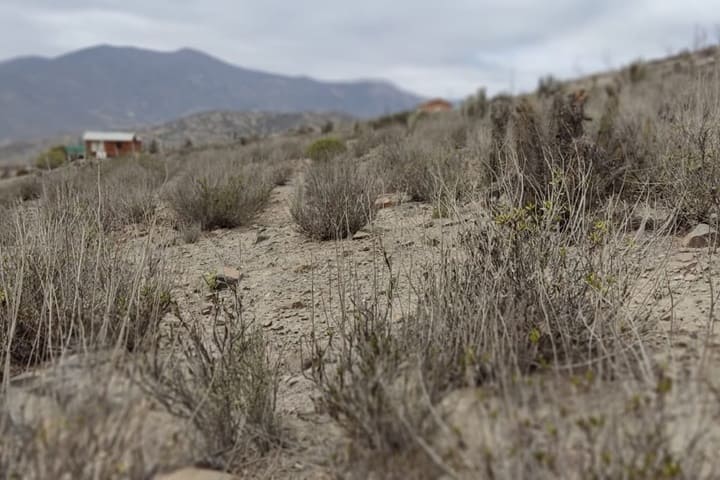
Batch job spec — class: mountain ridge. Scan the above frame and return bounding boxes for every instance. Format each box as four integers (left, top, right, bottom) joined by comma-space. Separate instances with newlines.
0, 45, 423, 141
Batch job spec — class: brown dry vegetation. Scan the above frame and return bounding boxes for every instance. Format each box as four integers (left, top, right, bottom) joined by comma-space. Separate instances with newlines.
2, 50, 720, 479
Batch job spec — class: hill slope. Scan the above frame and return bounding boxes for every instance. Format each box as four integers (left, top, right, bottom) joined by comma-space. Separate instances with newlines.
0, 110, 349, 166
0, 45, 422, 141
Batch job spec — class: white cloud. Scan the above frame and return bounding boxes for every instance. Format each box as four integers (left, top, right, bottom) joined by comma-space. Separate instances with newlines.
1, 0, 720, 97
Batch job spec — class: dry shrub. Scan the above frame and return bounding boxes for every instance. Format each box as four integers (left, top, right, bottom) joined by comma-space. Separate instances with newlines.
351, 126, 405, 159
410, 112, 469, 150
169, 160, 272, 231
310, 167, 663, 475
512, 98, 548, 204
489, 95, 513, 179
379, 137, 468, 203
0, 175, 42, 206
461, 87, 488, 118
105, 159, 166, 225
141, 292, 281, 471
179, 221, 202, 244
267, 161, 294, 186
43, 155, 167, 230
655, 73, 720, 228
291, 156, 378, 240
0, 192, 171, 373
549, 89, 590, 158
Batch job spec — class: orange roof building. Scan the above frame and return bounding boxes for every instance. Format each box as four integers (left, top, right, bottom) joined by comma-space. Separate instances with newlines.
417, 98, 453, 113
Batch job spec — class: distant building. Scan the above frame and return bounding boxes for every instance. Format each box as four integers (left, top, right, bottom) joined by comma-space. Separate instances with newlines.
64, 144, 86, 161
82, 131, 142, 159
417, 98, 453, 114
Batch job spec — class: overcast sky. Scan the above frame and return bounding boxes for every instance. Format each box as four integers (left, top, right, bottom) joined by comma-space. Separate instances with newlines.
1, 1, 719, 98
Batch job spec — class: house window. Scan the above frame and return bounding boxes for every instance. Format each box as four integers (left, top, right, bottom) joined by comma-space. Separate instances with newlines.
116, 142, 123, 150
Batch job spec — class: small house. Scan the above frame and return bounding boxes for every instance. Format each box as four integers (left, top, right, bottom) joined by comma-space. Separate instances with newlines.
417, 98, 454, 114
83, 131, 142, 159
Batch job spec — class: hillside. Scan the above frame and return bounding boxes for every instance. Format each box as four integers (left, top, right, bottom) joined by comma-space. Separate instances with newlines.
3, 44, 720, 478
0, 110, 349, 166
145, 110, 352, 149
0, 45, 422, 141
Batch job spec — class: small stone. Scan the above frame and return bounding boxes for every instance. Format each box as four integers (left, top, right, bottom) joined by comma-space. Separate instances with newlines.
201, 305, 213, 315
291, 301, 305, 309
255, 233, 270, 244
375, 195, 397, 209
352, 230, 372, 240
215, 266, 242, 288
154, 468, 237, 480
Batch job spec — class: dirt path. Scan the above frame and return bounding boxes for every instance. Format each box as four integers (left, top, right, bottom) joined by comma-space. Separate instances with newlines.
154, 175, 468, 477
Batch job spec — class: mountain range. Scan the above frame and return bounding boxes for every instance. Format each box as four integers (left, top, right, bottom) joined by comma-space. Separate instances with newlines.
0, 45, 423, 142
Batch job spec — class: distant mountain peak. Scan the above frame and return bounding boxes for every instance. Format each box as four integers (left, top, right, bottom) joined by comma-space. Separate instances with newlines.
0, 45, 423, 141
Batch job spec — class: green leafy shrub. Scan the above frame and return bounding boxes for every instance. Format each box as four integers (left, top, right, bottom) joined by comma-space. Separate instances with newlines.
305, 137, 347, 162
34, 145, 66, 170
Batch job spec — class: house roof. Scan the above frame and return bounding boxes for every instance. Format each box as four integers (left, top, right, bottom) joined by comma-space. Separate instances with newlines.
82, 131, 138, 142
418, 98, 453, 108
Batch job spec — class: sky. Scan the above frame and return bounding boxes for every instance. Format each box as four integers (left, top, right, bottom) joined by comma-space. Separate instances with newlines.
1, 1, 719, 98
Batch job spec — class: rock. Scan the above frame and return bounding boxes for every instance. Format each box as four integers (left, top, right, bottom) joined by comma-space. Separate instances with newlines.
215, 266, 242, 288
352, 230, 372, 240
374, 193, 404, 209
155, 468, 237, 480
255, 233, 270, 244
682, 224, 718, 248
201, 305, 213, 315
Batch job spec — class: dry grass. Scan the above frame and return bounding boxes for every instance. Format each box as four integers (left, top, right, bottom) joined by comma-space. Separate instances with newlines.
168, 159, 272, 231
0, 190, 171, 375
2, 53, 720, 479
308, 163, 669, 476
378, 136, 469, 205
139, 291, 282, 471
291, 155, 379, 240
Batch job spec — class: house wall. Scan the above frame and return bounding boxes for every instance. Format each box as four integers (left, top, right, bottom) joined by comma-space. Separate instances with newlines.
418, 100, 453, 113
85, 139, 142, 159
